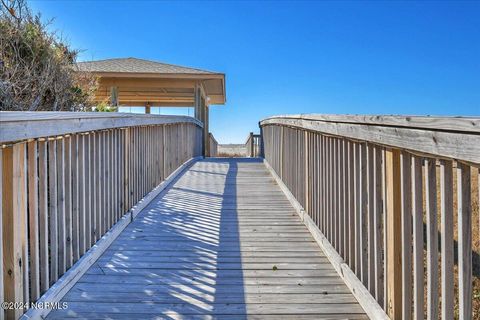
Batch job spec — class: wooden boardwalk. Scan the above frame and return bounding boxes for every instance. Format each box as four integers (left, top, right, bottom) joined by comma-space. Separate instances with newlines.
47, 158, 366, 319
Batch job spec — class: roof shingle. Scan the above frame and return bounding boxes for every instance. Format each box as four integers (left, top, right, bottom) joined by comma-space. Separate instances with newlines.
76, 57, 218, 75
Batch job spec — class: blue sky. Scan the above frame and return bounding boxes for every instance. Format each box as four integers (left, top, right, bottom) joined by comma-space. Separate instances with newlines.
30, 1, 479, 143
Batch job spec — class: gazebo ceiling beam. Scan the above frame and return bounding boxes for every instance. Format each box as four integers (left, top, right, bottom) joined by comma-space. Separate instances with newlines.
99, 78, 198, 89
95, 92, 194, 99
114, 101, 195, 107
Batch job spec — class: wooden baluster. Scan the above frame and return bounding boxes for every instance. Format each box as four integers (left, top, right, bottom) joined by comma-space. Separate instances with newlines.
425, 158, 438, 320
114, 129, 119, 221
327, 136, 332, 240
71, 134, 80, 262
385, 148, 402, 320
304, 131, 310, 216
56, 137, 66, 276
360, 142, 368, 285
78, 134, 86, 256
38, 140, 49, 293
48, 138, 58, 284
105, 131, 111, 230
367, 143, 375, 294
98, 131, 105, 237
317, 133, 321, 229
374, 145, 384, 305
108, 130, 113, 224
64, 136, 73, 269
84, 134, 91, 250
440, 160, 454, 320
124, 128, 130, 214
27, 141, 40, 301
90, 132, 96, 245
2, 142, 28, 319
411, 155, 424, 320
354, 142, 360, 276
382, 148, 388, 310
348, 140, 355, 269
401, 151, 412, 320
333, 138, 337, 249
457, 162, 472, 320
339, 138, 345, 258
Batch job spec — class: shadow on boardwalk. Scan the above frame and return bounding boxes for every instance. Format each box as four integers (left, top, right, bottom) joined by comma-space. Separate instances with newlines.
48, 159, 249, 318
47, 158, 365, 319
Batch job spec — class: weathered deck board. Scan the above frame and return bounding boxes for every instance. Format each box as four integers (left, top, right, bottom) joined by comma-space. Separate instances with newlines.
47, 158, 366, 319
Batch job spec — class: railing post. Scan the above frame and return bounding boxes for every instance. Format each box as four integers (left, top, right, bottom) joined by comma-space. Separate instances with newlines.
259, 125, 265, 158
2, 142, 28, 319
280, 126, 284, 179
304, 130, 309, 213
124, 127, 130, 213
385, 148, 402, 320
249, 132, 254, 157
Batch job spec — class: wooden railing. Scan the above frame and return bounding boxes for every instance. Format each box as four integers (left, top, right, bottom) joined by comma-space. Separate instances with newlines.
209, 133, 218, 157
260, 114, 480, 320
0, 112, 203, 319
246, 132, 262, 157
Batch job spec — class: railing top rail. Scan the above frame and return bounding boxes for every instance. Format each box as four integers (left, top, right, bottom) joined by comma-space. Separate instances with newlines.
245, 133, 251, 145
260, 114, 480, 133
0, 111, 203, 144
260, 113, 480, 164
209, 132, 218, 145
245, 133, 261, 145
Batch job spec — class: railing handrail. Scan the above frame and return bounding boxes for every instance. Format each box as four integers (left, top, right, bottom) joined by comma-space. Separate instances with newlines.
245, 132, 261, 145
260, 114, 480, 164
0, 112, 203, 144
260, 114, 480, 133
209, 132, 218, 145
208, 132, 218, 157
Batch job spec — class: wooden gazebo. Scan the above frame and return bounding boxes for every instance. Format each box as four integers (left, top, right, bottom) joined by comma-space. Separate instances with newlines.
76, 57, 226, 156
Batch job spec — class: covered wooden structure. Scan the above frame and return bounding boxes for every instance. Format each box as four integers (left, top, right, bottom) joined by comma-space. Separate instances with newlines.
76, 57, 226, 156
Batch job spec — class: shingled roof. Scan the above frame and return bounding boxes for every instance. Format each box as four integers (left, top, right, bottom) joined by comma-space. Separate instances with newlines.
76, 57, 226, 105
76, 57, 219, 75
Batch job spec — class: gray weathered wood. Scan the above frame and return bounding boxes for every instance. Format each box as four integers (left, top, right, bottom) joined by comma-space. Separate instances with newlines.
457, 162, 472, 320
27, 141, 40, 301
373, 145, 383, 305
38, 140, 50, 294
401, 151, 412, 320
56, 138, 66, 276
264, 158, 387, 320
411, 156, 424, 320
440, 160, 454, 320
0, 112, 202, 144
71, 135, 80, 262
262, 114, 480, 132
260, 116, 480, 163
425, 158, 438, 320
44, 159, 366, 320
48, 139, 59, 284
64, 136, 73, 269
78, 134, 86, 257
23, 157, 200, 320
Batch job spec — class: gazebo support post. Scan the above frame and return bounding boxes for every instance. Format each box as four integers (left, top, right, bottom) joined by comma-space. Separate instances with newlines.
194, 84, 210, 157
110, 86, 119, 109
204, 104, 210, 157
